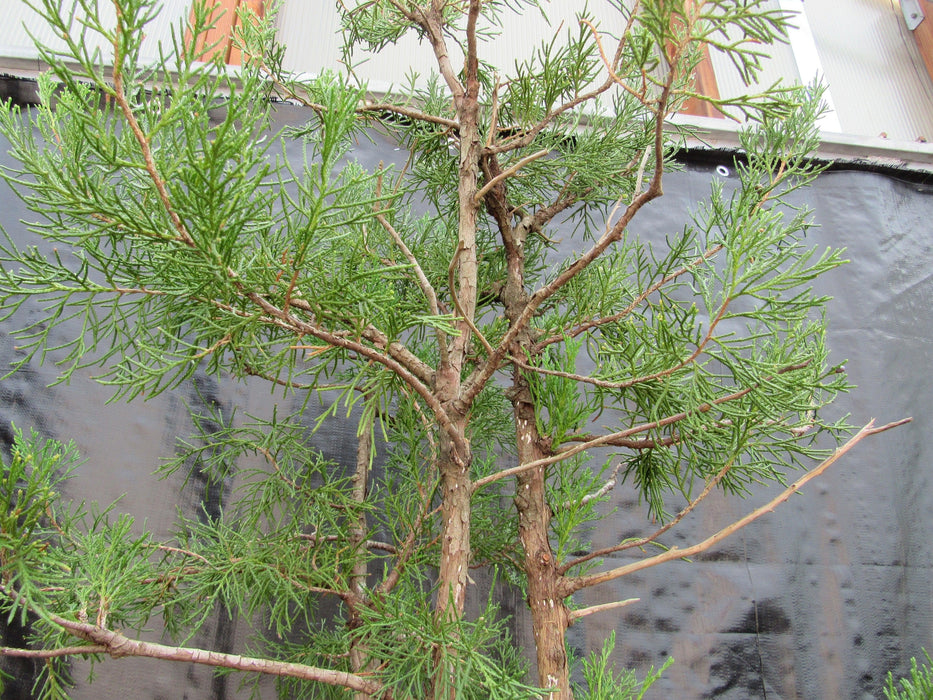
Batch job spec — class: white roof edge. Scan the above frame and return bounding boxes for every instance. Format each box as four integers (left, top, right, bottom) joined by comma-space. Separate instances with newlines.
2, 62, 931, 175
0, 57, 43, 79
671, 114, 933, 175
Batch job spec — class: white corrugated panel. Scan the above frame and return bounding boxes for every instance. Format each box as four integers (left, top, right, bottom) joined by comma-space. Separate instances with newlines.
706, 0, 803, 106
276, 0, 631, 95
0, 0, 193, 77
804, 0, 933, 141
3, 0, 933, 145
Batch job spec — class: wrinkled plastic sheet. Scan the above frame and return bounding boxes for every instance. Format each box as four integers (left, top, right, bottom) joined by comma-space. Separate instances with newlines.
0, 101, 931, 699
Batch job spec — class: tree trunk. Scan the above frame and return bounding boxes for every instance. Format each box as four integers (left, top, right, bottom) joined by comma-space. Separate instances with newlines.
511, 381, 573, 698
432, 401, 472, 699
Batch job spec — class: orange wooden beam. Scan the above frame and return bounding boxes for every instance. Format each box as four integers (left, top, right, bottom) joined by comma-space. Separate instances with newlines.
911, 0, 933, 85
674, 0, 723, 119
186, 0, 265, 66
679, 43, 722, 119
228, 0, 265, 66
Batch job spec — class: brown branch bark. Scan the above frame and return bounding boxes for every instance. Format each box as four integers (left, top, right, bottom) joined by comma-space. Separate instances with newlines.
0, 585, 383, 695
567, 598, 639, 624
562, 418, 912, 595
532, 244, 724, 353
0, 644, 108, 659
473, 361, 812, 492
349, 404, 376, 698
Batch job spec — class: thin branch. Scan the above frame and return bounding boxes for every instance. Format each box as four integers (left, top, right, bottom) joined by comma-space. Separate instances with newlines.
519, 292, 731, 391
484, 76, 616, 156
151, 544, 211, 567
419, 6, 466, 112
360, 101, 459, 129
562, 418, 912, 595
0, 645, 108, 659
241, 364, 313, 390
373, 170, 448, 364
17, 601, 383, 694
374, 212, 442, 320
473, 149, 549, 204
472, 360, 812, 491
567, 598, 639, 624
557, 460, 626, 512
111, 2, 194, 248
579, 19, 652, 105
299, 533, 398, 555
534, 244, 723, 352
559, 457, 735, 575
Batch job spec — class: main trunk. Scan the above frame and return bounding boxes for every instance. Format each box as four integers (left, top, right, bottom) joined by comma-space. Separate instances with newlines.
511, 383, 573, 698
432, 399, 472, 699
436, 418, 472, 618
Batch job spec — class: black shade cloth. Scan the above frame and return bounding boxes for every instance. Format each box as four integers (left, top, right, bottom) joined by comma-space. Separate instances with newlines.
0, 98, 930, 699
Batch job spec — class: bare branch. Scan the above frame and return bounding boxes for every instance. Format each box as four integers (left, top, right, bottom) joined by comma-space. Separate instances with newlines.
375, 212, 442, 320
567, 598, 639, 624
473, 150, 550, 204
0, 644, 108, 659
562, 418, 912, 595
360, 101, 459, 129
47, 608, 381, 693
559, 457, 736, 575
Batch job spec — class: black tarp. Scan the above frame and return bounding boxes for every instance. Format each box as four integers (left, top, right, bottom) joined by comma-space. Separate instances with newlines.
0, 94, 930, 699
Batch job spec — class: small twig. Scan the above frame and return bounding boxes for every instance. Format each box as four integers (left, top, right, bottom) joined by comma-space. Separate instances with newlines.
0, 645, 108, 659
111, 1, 194, 248
567, 598, 639, 624
473, 149, 549, 204
533, 243, 724, 352
564, 460, 626, 510
257, 446, 299, 490
359, 101, 459, 129
559, 457, 735, 575
632, 145, 652, 204
193, 334, 231, 360
151, 544, 211, 566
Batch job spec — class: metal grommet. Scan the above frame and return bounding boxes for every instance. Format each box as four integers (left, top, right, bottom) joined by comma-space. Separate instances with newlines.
715, 164, 730, 177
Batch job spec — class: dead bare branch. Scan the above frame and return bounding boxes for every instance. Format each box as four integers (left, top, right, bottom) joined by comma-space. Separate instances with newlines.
562, 418, 912, 595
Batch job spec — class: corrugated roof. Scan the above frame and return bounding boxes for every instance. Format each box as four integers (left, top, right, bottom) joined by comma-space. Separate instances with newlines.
805, 0, 933, 142
2, 0, 932, 160
0, 0, 192, 77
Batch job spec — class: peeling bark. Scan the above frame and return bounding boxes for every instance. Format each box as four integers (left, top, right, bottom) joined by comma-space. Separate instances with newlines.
511, 379, 573, 699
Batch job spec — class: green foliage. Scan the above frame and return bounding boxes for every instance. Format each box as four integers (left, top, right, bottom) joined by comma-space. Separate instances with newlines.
0, 0, 862, 697
884, 651, 933, 700
573, 632, 672, 700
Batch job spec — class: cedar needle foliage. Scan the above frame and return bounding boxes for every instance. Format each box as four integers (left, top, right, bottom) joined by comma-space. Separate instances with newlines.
0, 0, 901, 697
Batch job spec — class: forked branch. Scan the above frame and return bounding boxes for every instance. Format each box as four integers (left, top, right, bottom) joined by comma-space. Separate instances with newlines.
562, 418, 912, 595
